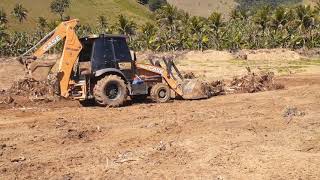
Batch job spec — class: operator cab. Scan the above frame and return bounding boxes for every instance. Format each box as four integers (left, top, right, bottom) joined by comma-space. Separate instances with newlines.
78, 34, 133, 80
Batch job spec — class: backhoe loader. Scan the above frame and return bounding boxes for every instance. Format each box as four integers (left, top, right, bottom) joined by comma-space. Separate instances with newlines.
18, 19, 209, 107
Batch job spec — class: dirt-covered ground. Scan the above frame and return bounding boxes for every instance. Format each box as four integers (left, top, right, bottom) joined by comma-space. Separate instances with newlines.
0, 49, 320, 179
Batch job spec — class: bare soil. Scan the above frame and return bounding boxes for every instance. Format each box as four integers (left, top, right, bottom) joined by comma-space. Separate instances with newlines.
0, 50, 320, 179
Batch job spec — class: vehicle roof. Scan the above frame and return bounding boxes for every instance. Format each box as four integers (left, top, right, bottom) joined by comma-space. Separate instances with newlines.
80, 34, 128, 40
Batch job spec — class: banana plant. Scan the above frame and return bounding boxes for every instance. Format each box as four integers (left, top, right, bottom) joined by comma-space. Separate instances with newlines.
11, 3, 28, 23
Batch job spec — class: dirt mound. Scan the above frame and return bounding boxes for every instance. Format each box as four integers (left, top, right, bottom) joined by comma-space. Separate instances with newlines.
206, 70, 284, 96
228, 71, 284, 93
0, 77, 60, 109
8, 78, 55, 97
236, 49, 302, 61
295, 48, 320, 58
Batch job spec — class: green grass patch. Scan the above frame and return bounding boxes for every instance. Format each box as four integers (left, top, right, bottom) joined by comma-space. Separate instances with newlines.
288, 59, 320, 66
229, 59, 247, 66
1, 0, 152, 31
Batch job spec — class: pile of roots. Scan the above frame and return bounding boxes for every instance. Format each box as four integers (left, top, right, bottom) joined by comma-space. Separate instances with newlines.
8, 78, 55, 97
207, 80, 226, 96
183, 72, 196, 79
0, 76, 59, 105
206, 71, 284, 96
228, 71, 284, 93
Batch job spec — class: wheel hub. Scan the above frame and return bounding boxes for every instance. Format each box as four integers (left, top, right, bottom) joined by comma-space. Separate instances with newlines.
106, 84, 119, 100
158, 89, 166, 98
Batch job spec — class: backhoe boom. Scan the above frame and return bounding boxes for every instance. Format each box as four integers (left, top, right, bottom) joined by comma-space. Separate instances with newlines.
20, 19, 82, 97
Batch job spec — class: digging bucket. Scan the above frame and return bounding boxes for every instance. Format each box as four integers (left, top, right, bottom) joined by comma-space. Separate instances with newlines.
27, 60, 56, 81
181, 79, 209, 100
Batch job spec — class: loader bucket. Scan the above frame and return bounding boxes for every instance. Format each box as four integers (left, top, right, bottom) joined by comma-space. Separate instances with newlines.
181, 79, 209, 100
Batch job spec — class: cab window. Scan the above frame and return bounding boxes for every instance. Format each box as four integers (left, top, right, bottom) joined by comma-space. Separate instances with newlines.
113, 38, 132, 61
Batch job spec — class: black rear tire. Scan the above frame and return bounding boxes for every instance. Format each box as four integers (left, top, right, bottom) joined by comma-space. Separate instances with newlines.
93, 75, 128, 107
150, 83, 171, 103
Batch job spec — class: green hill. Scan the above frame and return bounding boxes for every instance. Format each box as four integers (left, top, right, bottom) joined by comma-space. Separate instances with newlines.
167, 0, 318, 17
1, 0, 319, 31
0, 0, 152, 31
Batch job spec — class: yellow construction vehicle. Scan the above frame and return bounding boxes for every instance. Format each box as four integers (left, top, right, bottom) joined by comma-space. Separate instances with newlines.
18, 19, 208, 107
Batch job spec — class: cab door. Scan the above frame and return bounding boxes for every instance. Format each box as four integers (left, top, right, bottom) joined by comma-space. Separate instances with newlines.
112, 37, 133, 80
91, 37, 117, 72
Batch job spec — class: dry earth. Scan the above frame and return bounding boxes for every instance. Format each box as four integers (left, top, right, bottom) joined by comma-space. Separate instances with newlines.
0, 49, 320, 179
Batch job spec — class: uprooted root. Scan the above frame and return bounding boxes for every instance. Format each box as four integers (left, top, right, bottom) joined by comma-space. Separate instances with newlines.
228, 71, 284, 93
206, 80, 226, 96
183, 72, 196, 79
206, 71, 284, 96
2, 76, 59, 104
8, 78, 55, 97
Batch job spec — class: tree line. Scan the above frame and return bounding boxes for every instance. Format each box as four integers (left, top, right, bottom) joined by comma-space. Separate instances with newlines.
132, 2, 320, 51
1, 0, 320, 57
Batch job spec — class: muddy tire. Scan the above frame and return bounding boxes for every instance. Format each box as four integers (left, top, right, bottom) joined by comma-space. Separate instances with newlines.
93, 75, 128, 107
150, 83, 171, 103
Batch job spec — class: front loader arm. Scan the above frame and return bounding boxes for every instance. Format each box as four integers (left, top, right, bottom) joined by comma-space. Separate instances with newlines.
136, 63, 183, 96
20, 19, 82, 98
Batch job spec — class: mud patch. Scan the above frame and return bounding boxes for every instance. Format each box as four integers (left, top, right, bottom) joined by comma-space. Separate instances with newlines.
55, 118, 103, 143
65, 129, 93, 140
60, 127, 102, 144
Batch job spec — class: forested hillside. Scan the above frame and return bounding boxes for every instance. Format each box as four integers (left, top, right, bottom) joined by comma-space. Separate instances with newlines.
0, 0, 152, 30
1, 0, 320, 56
167, 0, 318, 17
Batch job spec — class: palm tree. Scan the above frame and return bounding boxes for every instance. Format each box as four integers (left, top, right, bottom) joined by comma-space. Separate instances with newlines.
208, 12, 223, 32
0, 9, 8, 25
140, 22, 158, 50
230, 7, 249, 21
0, 23, 8, 56
294, 5, 318, 48
76, 24, 92, 37
314, 0, 320, 14
155, 4, 178, 27
36, 17, 48, 37
270, 6, 288, 30
37, 17, 48, 29
189, 16, 208, 51
50, 0, 71, 20
253, 5, 272, 33
11, 3, 28, 23
116, 14, 136, 37
295, 5, 315, 31
208, 12, 224, 49
154, 4, 181, 50
97, 16, 107, 29
179, 10, 190, 25
177, 10, 192, 50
